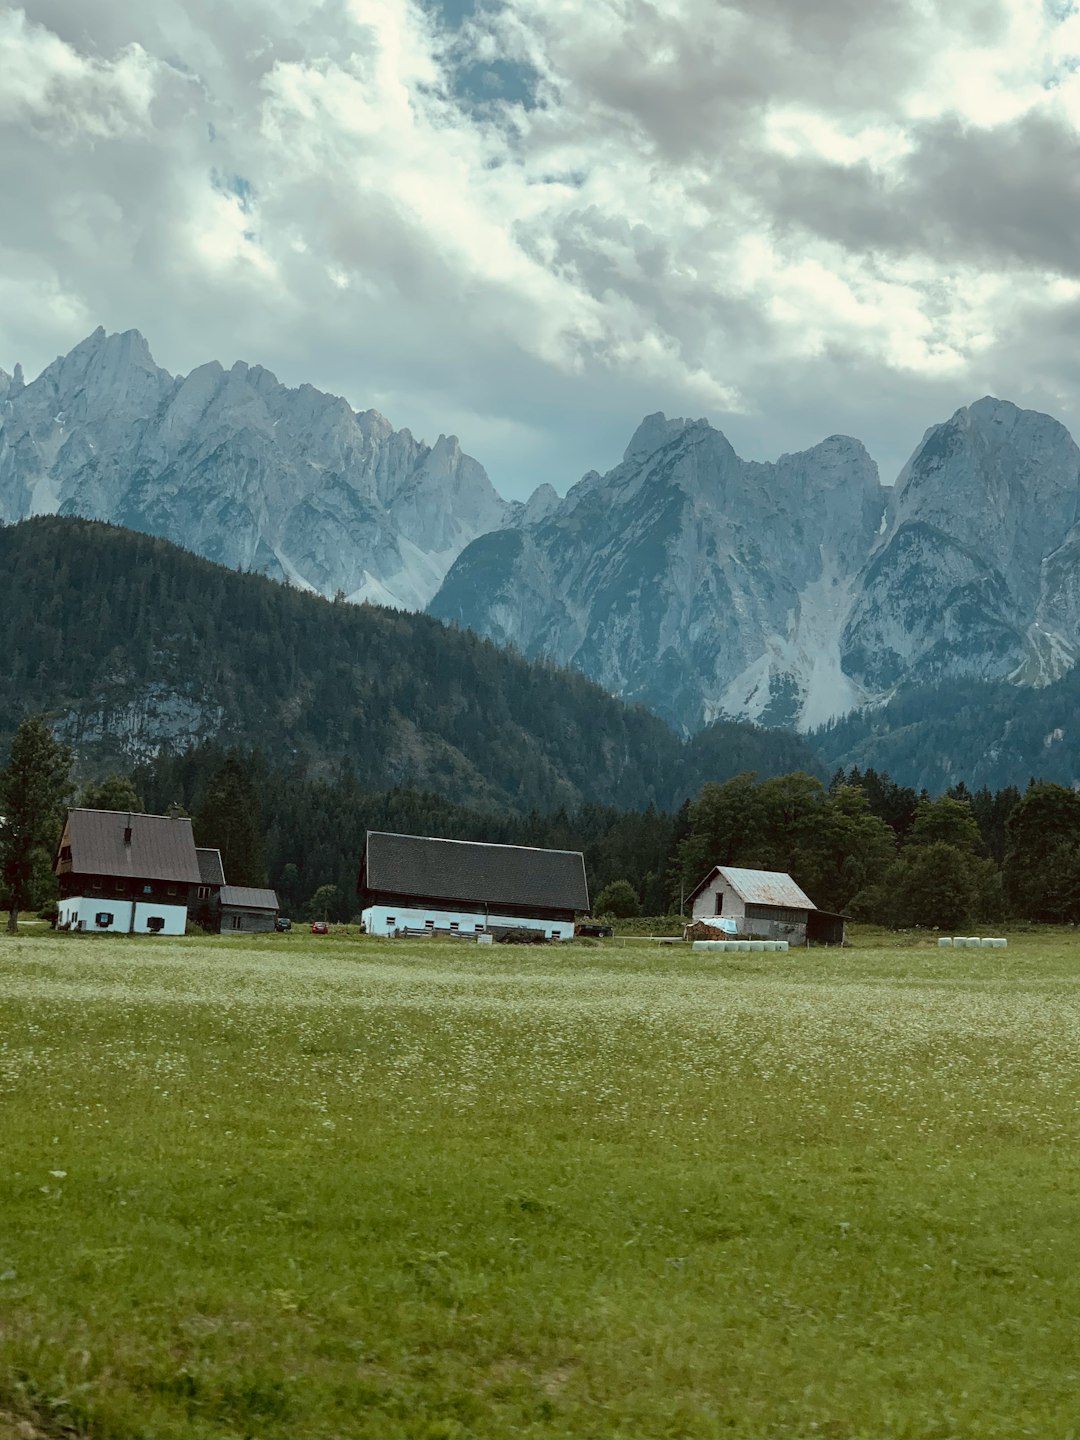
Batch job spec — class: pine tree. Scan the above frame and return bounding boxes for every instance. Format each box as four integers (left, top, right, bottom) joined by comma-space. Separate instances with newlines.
194, 754, 266, 887
0, 717, 73, 933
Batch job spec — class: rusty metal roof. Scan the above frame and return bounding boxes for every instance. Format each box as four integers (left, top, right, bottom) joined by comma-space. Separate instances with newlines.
687, 864, 816, 910
61, 808, 202, 884
719, 867, 816, 909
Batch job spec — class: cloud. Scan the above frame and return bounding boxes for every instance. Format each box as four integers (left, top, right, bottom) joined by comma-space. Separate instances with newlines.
3, 0, 1080, 498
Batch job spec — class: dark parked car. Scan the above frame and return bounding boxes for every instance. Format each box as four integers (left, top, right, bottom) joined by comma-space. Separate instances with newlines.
576, 923, 614, 938
275, 917, 292, 932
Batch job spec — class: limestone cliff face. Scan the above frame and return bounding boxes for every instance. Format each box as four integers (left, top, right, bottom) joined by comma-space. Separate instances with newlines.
432, 415, 887, 732
842, 398, 1080, 693
0, 329, 510, 610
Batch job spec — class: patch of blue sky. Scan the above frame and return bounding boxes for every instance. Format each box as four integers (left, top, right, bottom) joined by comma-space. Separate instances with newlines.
454, 56, 540, 111
211, 172, 256, 214
420, 0, 540, 112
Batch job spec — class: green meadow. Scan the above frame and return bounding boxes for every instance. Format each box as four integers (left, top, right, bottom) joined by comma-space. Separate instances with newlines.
3, 928, 1080, 1438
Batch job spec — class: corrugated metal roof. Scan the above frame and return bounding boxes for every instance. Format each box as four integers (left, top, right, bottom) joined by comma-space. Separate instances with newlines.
196, 847, 226, 887
362, 831, 590, 912
63, 809, 202, 884
220, 886, 279, 910
718, 866, 817, 910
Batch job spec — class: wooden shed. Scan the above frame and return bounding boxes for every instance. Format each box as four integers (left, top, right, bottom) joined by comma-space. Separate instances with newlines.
219, 885, 280, 934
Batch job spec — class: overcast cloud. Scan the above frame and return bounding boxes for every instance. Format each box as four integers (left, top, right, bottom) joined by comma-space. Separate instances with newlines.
3, 0, 1080, 496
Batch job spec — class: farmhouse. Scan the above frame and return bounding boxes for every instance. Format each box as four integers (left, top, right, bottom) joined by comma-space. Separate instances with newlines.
219, 885, 280, 934
687, 865, 846, 946
55, 808, 203, 935
358, 830, 589, 940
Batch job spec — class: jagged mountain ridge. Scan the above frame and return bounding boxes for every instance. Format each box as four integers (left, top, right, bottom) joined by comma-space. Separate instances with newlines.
431, 411, 890, 732
0, 328, 517, 610
432, 398, 1080, 733
7, 327, 1080, 737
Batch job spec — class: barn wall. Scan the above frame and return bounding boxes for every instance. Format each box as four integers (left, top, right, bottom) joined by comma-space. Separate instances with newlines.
691, 877, 746, 923
362, 903, 574, 941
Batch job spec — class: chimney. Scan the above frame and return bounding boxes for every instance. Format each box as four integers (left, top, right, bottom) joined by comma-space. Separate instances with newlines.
124, 813, 132, 846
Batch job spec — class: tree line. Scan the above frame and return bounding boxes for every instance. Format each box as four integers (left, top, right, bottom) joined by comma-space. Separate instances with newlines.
4, 718, 1080, 933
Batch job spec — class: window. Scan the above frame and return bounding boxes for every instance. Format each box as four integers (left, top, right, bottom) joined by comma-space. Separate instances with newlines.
552, 930, 561, 940
450, 921, 459, 932
386, 916, 396, 928
114, 880, 125, 892
167, 886, 177, 897
142, 884, 153, 895
146, 916, 165, 933
715, 891, 724, 915
90, 881, 102, 892
95, 912, 113, 928
231, 916, 242, 930
425, 919, 435, 930
197, 886, 210, 900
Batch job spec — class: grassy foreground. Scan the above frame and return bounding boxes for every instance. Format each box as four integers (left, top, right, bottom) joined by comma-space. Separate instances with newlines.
3, 931, 1080, 1438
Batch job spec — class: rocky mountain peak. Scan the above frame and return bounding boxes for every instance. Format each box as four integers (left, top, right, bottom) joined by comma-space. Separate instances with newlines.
622, 412, 702, 463
432, 411, 891, 733
0, 328, 510, 612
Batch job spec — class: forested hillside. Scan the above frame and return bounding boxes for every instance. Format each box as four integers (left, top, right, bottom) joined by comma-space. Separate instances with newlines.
0, 517, 817, 812
817, 676, 1080, 793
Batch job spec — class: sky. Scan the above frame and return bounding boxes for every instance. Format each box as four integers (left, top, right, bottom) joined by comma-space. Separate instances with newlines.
3, 0, 1080, 499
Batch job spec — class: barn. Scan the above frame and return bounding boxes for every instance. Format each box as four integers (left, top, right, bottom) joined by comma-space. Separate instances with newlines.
687, 865, 846, 946
358, 831, 589, 941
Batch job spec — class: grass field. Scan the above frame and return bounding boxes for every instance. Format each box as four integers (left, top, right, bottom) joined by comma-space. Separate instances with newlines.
3, 928, 1080, 1438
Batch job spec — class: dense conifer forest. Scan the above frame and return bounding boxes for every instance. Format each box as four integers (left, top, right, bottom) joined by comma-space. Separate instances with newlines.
816, 677, 1080, 792
0, 516, 816, 813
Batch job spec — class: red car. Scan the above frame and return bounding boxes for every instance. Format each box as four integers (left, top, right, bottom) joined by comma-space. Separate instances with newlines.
310, 920, 329, 935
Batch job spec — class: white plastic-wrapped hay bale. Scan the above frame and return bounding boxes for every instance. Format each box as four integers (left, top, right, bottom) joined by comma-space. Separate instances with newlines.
989, 937, 1008, 948
938, 936, 954, 947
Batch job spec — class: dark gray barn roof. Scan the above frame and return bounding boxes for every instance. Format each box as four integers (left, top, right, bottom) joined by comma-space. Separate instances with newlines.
61, 809, 202, 884
220, 886, 279, 911
196, 847, 226, 887
362, 831, 590, 912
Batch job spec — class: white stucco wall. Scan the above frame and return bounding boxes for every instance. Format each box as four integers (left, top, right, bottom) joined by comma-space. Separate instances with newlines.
133, 901, 187, 935
59, 897, 133, 932
362, 904, 573, 940
691, 875, 746, 923
59, 897, 187, 935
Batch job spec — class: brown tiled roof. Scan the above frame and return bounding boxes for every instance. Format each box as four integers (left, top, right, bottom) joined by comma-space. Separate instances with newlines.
220, 886, 279, 910
196, 848, 226, 887
361, 831, 590, 912
61, 809, 202, 884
